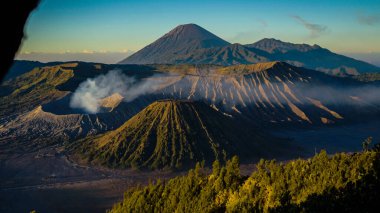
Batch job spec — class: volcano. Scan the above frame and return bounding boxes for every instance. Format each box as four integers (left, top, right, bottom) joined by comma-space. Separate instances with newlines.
73, 100, 294, 169
119, 24, 230, 64
119, 24, 380, 74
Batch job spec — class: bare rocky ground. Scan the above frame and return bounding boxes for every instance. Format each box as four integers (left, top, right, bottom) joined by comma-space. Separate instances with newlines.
0, 145, 184, 213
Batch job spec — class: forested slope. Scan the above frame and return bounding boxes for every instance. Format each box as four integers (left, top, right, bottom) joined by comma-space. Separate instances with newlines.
110, 146, 380, 212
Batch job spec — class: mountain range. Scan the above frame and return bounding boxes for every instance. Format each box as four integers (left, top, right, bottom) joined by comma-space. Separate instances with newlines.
2, 61, 379, 151
1, 24, 380, 169
120, 24, 380, 75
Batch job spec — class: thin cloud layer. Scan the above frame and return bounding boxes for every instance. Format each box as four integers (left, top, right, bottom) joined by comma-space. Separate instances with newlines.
292, 15, 328, 38
16, 51, 134, 64
357, 13, 380, 26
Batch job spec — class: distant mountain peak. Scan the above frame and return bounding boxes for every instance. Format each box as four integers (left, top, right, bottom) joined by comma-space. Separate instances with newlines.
119, 24, 380, 73
119, 24, 230, 64
167, 23, 206, 34
162, 23, 229, 44
247, 38, 322, 53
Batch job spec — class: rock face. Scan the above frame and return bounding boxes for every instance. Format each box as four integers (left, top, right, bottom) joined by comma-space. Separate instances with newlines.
119, 24, 380, 74
74, 100, 291, 169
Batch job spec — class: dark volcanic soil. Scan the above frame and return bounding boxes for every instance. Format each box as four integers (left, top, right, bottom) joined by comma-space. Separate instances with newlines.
0, 145, 183, 213
272, 121, 380, 156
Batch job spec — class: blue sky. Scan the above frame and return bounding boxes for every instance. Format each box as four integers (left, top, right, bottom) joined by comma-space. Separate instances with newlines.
18, 0, 380, 63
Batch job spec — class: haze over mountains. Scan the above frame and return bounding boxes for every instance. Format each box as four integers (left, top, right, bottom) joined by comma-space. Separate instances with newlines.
2, 61, 379, 153
1, 23, 380, 170
120, 24, 380, 75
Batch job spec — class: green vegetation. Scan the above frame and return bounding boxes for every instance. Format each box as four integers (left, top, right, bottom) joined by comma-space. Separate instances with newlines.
152, 62, 282, 76
110, 148, 380, 212
72, 100, 291, 170
0, 62, 155, 117
353, 73, 380, 82
363, 136, 373, 151
217, 61, 283, 75
0, 63, 76, 116
153, 64, 221, 75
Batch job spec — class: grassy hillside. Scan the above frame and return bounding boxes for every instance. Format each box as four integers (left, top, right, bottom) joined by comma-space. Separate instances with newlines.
0, 63, 77, 116
72, 100, 293, 170
0, 62, 157, 117
110, 147, 380, 212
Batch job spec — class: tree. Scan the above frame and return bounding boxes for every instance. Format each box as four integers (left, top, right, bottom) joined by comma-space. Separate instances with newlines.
362, 137, 373, 151
109, 149, 380, 213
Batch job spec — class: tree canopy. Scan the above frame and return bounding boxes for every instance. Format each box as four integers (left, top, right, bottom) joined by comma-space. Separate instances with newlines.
110, 148, 380, 212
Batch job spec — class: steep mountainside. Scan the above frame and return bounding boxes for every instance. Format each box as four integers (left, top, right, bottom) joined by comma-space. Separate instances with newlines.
4, 60, 45, 80
153, 62, 379, 126
168, 43, 269, 66
120, 24, 230, 64
0, 63, 76, 116
0, 62, 158, 145
119, 24, 380, 74
0, 62, 156, 117
74, 100, 294, 169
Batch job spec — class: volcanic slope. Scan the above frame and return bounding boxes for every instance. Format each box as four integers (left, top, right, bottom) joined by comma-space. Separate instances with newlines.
0, 62, 157, 146
2, 61, 379, 147
153, 62, 380, 126
120, 23, 230, 64
0, 93, 141, 148
74, 100, 293, 170
0, 61, 157, 117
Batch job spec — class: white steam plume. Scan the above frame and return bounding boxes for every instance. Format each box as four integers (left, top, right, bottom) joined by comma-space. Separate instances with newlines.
70, 70, 162, 114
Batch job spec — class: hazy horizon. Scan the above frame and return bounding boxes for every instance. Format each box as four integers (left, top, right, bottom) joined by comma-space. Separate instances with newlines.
17, 0, 380, 65
15, 43, 380, 67
16, 35, 380, 66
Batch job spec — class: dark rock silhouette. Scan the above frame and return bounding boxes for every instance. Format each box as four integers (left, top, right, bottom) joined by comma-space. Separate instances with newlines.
0, 0, 40, 81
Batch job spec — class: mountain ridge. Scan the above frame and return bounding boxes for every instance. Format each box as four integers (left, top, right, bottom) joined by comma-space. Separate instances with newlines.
246, 38, 322, 53
119, 24, 380, 75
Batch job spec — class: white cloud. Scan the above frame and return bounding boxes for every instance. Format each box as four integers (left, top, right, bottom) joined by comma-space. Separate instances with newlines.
291, 15, 328, 38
